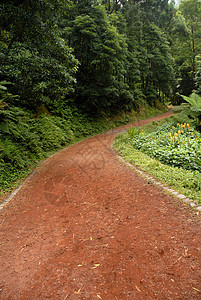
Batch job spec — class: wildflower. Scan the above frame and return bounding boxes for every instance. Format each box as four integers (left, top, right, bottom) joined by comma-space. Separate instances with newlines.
169, 133, 172, 137
191, 132, 194, 136
187, 123, 190, 128
177, 123, 180, 127
174, 132, 178, 137
178, 130, 181, 134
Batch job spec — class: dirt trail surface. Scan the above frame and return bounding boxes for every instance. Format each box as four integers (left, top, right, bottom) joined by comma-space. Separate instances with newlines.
0, 111, 201, 299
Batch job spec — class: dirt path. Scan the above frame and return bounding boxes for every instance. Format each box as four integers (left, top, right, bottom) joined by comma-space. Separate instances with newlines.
0, 111, 201, 299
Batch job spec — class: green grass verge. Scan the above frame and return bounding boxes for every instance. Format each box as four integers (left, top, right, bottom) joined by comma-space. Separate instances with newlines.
113, 124, 201, 205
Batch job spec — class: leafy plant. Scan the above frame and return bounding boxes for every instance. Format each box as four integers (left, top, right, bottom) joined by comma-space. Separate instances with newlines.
127, 121, 201, 172
0, 80, 12, 91
180, 93, 201, 124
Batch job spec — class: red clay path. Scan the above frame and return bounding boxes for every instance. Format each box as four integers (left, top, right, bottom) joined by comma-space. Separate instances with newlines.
0, 112, 201, 299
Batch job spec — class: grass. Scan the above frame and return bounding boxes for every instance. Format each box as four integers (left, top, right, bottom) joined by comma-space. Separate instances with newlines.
113, 117, 201, 205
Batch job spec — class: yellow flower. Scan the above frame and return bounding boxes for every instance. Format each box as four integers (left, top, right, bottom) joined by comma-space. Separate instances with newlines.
191, 132, 194, 135
174, 132, 178, 137
178, 130, 181, 134
187, 123, 190, 128
169, 133, 172, 137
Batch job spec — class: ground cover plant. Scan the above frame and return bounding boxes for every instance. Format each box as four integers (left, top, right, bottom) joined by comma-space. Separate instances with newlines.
113, 116, 201, 204
131, 122, 201, 172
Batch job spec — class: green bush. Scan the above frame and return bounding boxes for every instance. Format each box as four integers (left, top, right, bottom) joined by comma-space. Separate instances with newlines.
130, 122, 201, 172
0, 106, 76, 192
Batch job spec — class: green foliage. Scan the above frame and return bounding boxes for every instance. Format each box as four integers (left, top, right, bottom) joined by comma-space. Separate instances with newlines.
0, 0, 78, 111
181, 93, 201, 110
113, 121, 201, 204
64, 4, 133, 113
179, 93, 201, 123
0, 0, 179, 113
0, 80, 12, 91
128, 121, 201, 172
196, 61, 201, 95
127, 127, 141, 139
140, 23, 175, 103
122, 2, 175, 105
170, 0, 201, 99
0, 104, 74, 192
0, 105, 107, 192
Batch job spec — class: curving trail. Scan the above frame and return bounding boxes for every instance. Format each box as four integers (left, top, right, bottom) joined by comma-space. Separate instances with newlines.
0, 111, 201, 299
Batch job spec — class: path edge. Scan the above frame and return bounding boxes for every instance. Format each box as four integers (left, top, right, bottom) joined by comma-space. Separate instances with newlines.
115, 154, 201, 213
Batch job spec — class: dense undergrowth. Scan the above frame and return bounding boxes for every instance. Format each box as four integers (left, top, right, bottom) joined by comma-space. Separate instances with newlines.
0, 104, 164, 198
131, 122, 201, 172
113, 113, 201, 204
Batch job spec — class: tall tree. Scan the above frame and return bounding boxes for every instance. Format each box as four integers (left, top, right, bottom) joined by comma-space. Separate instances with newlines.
170, 0, 201, 100
179, 0, 201, 76
64, 3, 133, 113
123, 1, 175, 105
0, 0, 78, 111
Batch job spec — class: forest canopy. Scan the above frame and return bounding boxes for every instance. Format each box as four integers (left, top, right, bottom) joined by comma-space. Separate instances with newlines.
1, 0, 201, 114
1, 0, 200, 115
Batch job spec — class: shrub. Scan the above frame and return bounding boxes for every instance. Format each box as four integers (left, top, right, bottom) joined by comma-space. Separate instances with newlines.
130, 122, 201, 172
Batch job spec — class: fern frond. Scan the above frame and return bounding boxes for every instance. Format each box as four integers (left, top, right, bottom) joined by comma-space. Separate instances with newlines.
181, 94, 196, 106
181, 93, 201, 108
191, 107, 201, 113
190, 93, 201, 105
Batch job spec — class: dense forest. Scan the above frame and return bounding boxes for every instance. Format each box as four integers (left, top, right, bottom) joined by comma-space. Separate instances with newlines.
0, 0, 201, 193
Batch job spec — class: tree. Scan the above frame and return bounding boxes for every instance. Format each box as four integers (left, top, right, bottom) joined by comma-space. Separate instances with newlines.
122, 1, 175, 105
64, 4, 133, 113
179, 0, 201, 75
0, 0, 78, 111
141, 23, 175, 103
170, 0, 201, 99
102, 0, 126, 13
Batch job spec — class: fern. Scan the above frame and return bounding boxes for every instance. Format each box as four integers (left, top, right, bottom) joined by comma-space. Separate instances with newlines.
180, 93, 201, 124
181, 93, 201, 108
